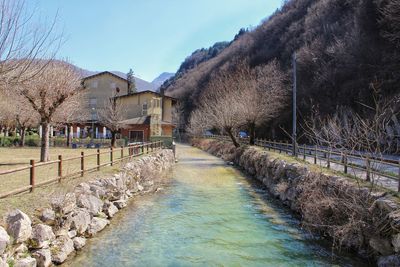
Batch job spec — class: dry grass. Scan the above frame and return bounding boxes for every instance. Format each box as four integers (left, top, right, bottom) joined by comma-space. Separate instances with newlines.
0, 146, 148, 221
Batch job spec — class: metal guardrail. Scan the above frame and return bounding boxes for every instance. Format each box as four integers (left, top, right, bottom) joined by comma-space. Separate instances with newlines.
206, 135, 400, 192
0, 141, 163, 198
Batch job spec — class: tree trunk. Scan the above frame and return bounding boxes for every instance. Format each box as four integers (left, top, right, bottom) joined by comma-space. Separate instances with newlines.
40, 122, 50, 162
20, 127, 26, 147
249, 122, 256, 145
111, 131, 116, 148
66, 124, 72, 147
226, 128, 240, 148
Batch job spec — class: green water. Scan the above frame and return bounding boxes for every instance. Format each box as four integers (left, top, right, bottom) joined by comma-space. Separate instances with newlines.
69, 144, 369, 267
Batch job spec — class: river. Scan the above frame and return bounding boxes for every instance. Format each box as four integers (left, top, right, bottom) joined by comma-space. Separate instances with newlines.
67, 144, 369, 266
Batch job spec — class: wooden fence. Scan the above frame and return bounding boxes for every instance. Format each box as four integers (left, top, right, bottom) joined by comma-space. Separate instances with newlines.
207, 135, 400, 192
0, 141, 163, 199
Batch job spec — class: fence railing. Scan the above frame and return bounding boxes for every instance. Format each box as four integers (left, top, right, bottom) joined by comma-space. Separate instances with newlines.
206, 135, 400, 192
0, 141, 163, 199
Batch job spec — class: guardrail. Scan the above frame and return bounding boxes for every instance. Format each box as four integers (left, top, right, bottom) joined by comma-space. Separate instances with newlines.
0, 141, 163, 199
206, 135, 400, 191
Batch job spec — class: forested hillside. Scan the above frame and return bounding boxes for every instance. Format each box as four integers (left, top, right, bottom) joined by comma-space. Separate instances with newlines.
163, 0, 400, 139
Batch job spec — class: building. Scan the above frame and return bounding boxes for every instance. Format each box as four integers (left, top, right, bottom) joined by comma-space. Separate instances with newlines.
67, 71, 176, 144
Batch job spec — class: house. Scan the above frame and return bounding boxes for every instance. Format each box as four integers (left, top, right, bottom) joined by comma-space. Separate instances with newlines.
67, 71, 176, 144
117, 90, 176, 142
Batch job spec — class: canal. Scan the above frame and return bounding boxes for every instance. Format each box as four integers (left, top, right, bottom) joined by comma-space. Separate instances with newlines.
67, 144, 368, 266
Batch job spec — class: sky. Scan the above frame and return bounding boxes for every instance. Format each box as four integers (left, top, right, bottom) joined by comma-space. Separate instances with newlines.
29, 0, 282, 82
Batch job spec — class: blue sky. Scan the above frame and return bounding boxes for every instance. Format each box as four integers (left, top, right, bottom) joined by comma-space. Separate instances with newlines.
30, 0, 282, 81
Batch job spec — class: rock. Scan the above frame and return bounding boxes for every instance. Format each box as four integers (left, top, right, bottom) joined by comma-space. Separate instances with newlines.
30, 224, 55, 248
113, 200, 127, 209
378, 255, 400, 267
74, 182, 91, 195
14, 243, 28, 253
51, 193, 76, 215
0, 258, 6, 267
86, 217, 109, 236
370, 236, 394, 256
14, 257, 36, 267
39, 209, 55, 225
374, 198, 399, 213
69, 209, 91, 235
391, 234, 400, 253
6, 210, 32, 243
67, 230, 77, 239
32, 249, 51, 267
137, 183, 144, 192
77, 194, 103, 215
72, 237, 86, 250
50, 236, 74, 264
0, 226, 10, 254
103, 202, 118, 218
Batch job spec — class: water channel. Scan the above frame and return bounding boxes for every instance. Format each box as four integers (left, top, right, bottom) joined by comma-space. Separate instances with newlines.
68, 144, 369, 266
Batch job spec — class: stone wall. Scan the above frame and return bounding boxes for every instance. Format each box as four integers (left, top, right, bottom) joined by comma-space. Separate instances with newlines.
193, 139, 400, 267
0, 149, 174, 267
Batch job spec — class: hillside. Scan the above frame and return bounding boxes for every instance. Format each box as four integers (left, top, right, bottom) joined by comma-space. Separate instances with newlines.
164, 0, 400, 139
152, 72, 175, 89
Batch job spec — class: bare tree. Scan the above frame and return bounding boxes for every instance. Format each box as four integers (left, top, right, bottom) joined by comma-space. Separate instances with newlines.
172, 101, 185, 141
0, 0, 61, 87
186, 109, 210, 137
15, 97, 39, 146
98, 92, 126, 148
0, 92, 16, 146
233, 61, 288, 145
15, 60, 82, 161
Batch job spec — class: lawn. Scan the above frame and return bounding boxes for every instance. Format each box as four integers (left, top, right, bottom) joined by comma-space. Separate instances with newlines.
0, 146, 148, 222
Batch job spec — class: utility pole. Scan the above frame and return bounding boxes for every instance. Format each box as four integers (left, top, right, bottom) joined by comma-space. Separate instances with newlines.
292, 52, 297, 156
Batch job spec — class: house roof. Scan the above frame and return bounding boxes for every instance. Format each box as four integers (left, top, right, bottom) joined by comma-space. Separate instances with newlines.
116, 90, 177, 102
82, 71, 128, 83
120, 116, 174, 126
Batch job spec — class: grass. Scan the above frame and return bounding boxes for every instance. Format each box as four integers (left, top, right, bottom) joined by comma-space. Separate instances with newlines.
0, 146, 146, 221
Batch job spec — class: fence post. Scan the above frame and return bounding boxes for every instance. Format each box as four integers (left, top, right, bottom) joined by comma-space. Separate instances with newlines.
343, 153, 348, 174
303, 145, 306, 160
58, 155, 62, 182
80, 152, 84, 177
398, 160, 400, 192
366, 157, 371, 182
97, 149, 100, 171
327, 151, 330, 169
314, 146, 317, 164
121, 146, 124, 159
110, 147, 113, 166
30, 159, 35, 192
285, 141, 289, 154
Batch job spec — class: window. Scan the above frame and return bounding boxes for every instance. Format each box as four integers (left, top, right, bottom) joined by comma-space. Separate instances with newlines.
92, 81, 98, 88
129, 131, 144, 143
89, 98, 97, 107
142, 102, 148, 116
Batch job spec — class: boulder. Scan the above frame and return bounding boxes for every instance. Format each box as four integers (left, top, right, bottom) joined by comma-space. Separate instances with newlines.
32, 249, 52, 267
86, 217, 109, 236
51, 193, 76, 215
74, 182, 91, 195
14, 243, 28, 254
0, 226, 10, 254
50, 236, 74, 264
103, 202, 118, 218
77, 194, 103, 215
30, 224, 55, 248
113, 200, 127, 209
14, 257, 36, 267
6, 210, 32, 243
72, 237, 86, 250
69, 209, 91, 235
391, 233, 400, 253
39, 209, 55, 225
67, 230, 77, 239
378, 255, 400, 267
370, 236, 394, 256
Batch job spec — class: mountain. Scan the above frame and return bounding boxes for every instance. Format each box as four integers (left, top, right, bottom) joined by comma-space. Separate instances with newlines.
78, 68, 157, 92
151, 72, 175, 89
163, 0, 400, 139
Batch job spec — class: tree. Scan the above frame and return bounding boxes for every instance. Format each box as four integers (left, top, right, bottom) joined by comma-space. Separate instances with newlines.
98, 91, 127, 148
233, 61, 288, 145
15, 97, 39, 146
127, 68, 136, 94
380, 0, 400, 47
0, 0, 61, 87
16, 60, 82, 161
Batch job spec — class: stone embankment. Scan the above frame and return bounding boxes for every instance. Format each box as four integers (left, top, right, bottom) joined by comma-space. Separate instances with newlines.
0, 150, 174, 267
193, 138, 400, 267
